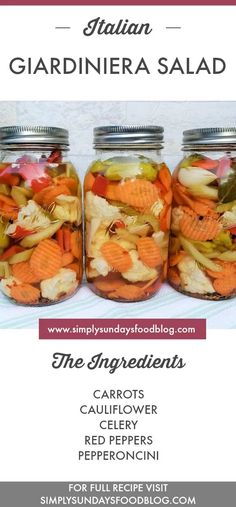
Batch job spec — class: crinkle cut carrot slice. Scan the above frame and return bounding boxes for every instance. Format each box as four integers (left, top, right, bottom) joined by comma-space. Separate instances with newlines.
12, 261, 41, 284
137, 237, 163, 268
180, 212, 221, 241
11, 284, 40, 304
94, 273, 126, 292
116, 179, 159, 209
109, 285, 143, 300
100, 241, 132, 272
29, 239, 62, 280
213, 276, 236, 296
206, 261, 236, 279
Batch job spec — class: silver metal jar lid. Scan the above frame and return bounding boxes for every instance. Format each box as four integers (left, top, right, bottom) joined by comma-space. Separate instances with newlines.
0, 126, 69, 146
183, 127, 236, 146
93, 125, 164, 148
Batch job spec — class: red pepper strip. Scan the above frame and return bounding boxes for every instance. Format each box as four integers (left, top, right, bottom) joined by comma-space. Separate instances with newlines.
229, 226, 236, 235
10, 226, 33, 240
0, 174, 20, 186
114, 220, 125, 229
17, 162, 45, 181
31, 175, 52, 193
47, 150, 62, 163
0, 245, 24, 261
192, 158, 218, 170
92, 174, 108, 197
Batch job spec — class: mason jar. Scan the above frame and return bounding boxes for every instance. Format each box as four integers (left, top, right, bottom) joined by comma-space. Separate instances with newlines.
168, 127, 236, 300
84, 125, 172, 302
0, 126, 82, 305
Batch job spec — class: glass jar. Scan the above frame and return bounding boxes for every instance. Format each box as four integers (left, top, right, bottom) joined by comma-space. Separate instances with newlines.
84, 125, 172, 302
168, 127, 236, 300
0, 126, 82, 306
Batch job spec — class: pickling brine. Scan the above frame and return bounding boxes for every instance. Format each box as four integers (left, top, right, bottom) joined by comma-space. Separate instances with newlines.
168, 128, 236, 300
84, 126, 172, 302
0, 126, 82, 305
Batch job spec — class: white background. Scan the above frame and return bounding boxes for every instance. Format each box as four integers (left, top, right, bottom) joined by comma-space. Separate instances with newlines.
0, 330, 235, 481
0, 6, 236, 100
0, 5, 235, 484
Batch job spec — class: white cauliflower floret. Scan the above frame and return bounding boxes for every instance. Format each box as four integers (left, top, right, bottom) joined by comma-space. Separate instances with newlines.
53, 195, 81, 225
221, 205, 236, 228
40, 268, 78, 301
178, 255, 214, 294
6, 200, 51, 236
150, 197, 164, 218
171, 207, 184, 233
0, 277, 21, 298
122, 250, 157, 282
86, 266, 100, 279
152, 231, 169, 261
85, 191, 122, 221
90, 257, 111, 277
89, 228, 110, 258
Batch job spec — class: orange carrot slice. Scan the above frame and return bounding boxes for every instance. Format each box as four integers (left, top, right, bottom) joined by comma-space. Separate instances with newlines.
67, 262, 82, 280
137, 237, 162, 268
0, 194, 17, 207
173, 183, 211, 216
70, 230, 82, 259
169, 251, 186, 267
168, 267, 181, 286
34, 184, 70, 206
158, 164, 172, 190
94, 274, 126, 292
115, 179, 159, 209
63, 228, 71, 252
206, 261, 236, 279
84, 173, 96, 193
12, 261, 41, 284
192, 158, 218, 170
30, 239, 62, 280
180, 212, 221, 241
42, 185, 71, 206
160, 205, 171, 232
56, 177, 77, 195
163, 188, 173, 205
0, 245, 24, 261
109, 285, 143, 300
56, 229, 64, 253
100, 241, 132, 272
106, 182, 119, 201
62, 252, 74, 267
154, 179, 166, 196
213, 276, 236, 296
11, 284, 40, 304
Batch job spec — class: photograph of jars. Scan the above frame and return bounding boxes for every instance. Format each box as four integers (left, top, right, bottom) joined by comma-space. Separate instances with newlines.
84, 125, 172, 302
0, 126, 82, 306
168, 127, 236, 300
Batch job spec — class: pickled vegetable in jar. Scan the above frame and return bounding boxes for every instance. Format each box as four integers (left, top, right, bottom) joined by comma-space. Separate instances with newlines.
168, 127, 236, 300
84, 125, 172, 302
0, 126, 82, 306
